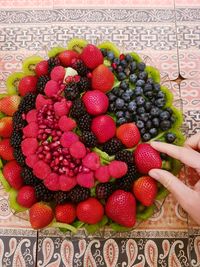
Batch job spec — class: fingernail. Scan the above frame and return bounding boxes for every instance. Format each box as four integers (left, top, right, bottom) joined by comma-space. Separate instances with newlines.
149, 169, 161, 180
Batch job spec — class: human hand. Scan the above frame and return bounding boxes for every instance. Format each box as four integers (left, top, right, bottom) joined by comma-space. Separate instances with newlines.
149, 132, 200, 225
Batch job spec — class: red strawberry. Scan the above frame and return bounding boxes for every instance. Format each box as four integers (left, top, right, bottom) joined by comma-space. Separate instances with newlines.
35, 60, 48, 76
108, 160, 128, 179
58, 50, 79, 67
133, 176, 158, 206
105, 190, 136, 227
55, 203, 76, 224
134, 143, 162, 174
82, 90, 109, 115
17, 185, 37, 208
3, 160, 23, 190
18, 76, 38, 96
92, 64, 114, 93
0, 95, 21, 116
0, 138, 14, 160
81, 44, 103, 69
29, 202, 54, 229
116, 123, 140, 148
76, 198, 104, 224
91, 115, 116, 143
0, 117, 13, 137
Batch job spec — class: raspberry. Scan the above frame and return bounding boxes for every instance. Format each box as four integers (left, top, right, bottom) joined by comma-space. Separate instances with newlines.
54, 99, 70, 117
108, 160, 128, 179
64, 82, 80, 100
36, 75, 50, 94
76, 172, 94, 188
95, 182, 115, 199
58, 116, 76, 132
21, 138, 38, 156
23, 122, 39, 138
115, 150, 134, 166
17, 185, 37, 208
82, 152, 100, 171
44, 80, 60, 97
44, 173, 60, 191
35, 94, 52, 110
70, 99, 86, 118
95, 165, 110, 183
69, 141, 86, 159
21, 167, 41, 186
60, 132, 79, 148
81, 131, 97, 147
26, 109, 37, 123
78, 114, 92, 131
10, 130, 22, 148
50, 66, 65, 82
48, 57, 60, 73
33, 160, 51, 180
59, 175, 77, 191
102, 138, 124, 155
68, 185, 90, 203
34, 183, 54, 202
25, 154, 39, 168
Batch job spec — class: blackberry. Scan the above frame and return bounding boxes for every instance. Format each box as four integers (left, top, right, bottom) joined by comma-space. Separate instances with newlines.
12, 111, 27, 131
78, 77, 91, 91
48, 57, 60, 73
54, 191, 70, 204
95, 182, 115, 199
102, 138, 124, 155
10, 130, 22, 148
21, 167, 41, 186
35, 183, 54, 202
71, 59, 88, 76
115, 165, 138, 191
81, 131, 97, 147
13, 148, 26, 166
115, 150, 133, 166
68, 185, 90, 203
64, 82, 80, 100
70, 99, 86, 118
36, 75, 50, 94
18, 93, 36, 114
78, 114, 92, 131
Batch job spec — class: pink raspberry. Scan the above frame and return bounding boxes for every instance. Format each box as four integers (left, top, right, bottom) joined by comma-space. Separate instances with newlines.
60, 132, 79, 148
58, 116, 76, 132
21, 138, 38, 156
44, 80, 60, 97
23, 122, 38, 138
82, 152, 100, 171
54, 99, 70, 117
76, 172, 94, 188
50, 66, 65, 82
26, 109, 37, 123
36, 94, 52, 110
25, 154, 39, 168
108, 160, 128, 179
44, 173, 60, 191
95, 165, 110, 183
69, 141, 86, 159
59, 175, 77, 191
33, 160, 51, 180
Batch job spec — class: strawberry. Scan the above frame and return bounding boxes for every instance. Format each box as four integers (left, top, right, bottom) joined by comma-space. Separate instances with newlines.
133, 176, 158, 206
81, 44, 103, 69
116, 123, 140, 148
105, 190, 136, 227
35, 60, 48, 76
18, 76, 38, 96
82, 90, 109, 115
0, 95, 21, 116
91, 115, 116, 143
17, 185, 37, 208
0, 138, 14, 160
3, 160, 23, 190
0, 117, 13, 137
55, 203, 76, 224
76, 198, 104, 224
134, 143, 162, 174
29, 202, 54, 229
58, 50, 79, 67
108, 160, 128, 179
92, 64, 114, 93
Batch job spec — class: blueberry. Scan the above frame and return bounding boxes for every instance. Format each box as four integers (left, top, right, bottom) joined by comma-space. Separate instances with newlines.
109, 103, 116, 112
149, 128, 158, 137
140, 128, 146, 135
136, 79, 145, 87
117, 89, 124, 97
107, 51, 115, 61
117, 117, 127, 125
130, 61, 137, 71
122, 92, 131, 102
157, 91, 165, 98
144, 84, 153, 92
134, 86, 143, 96
125, 111, 131, 121
144, 91, 154, 98
137, 62, 146, 71
125, 54, 133, 62
170, 116, 175, 123
136, 96, 145, 106
128, 101, 137, 112
165, 107, 173, 115
155, 98, 166, 108
140, 113, 149, 122
145, 101, 152, 111
142, 133, 151, 141
160, 111, 170, 121
152, 117, 160, 128
100, 48, 107, 57
124, 68, 131, 76
108, 93, 117, 102
150, 107, 161, 117
137, 107, 145, 114
153, 83, 161, 91
115, 98, 125, 109
120, 60, 128, 68
136, 120, 144, 129
113, 58, 120, 65
120, 80, 128, 90
146, 78, 154, 84
125, 89, 134, 98
118, 72, 126, 80
138, 71, 148, 80
129, 73, 137, 83
116, 111, 124, 118
117, 65, 123, 73
165, 132, 176, 143
108, 66, 114, 72
146, 120, 152, 129
160, 120, 171, 131
112, 86, 119, 95
122, 103, 128, 111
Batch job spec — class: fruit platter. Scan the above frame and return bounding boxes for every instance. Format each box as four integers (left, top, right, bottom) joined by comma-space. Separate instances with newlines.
0, 38, 185, 234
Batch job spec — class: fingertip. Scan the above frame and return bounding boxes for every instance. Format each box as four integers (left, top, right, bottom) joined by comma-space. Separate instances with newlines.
148, 169, 161, 180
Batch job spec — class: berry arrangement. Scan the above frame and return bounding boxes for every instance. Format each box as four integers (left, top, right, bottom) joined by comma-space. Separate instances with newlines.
0, 39, 185, 233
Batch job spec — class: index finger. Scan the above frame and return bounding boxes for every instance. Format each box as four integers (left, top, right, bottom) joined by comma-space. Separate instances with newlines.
184, 132, 200, 151
150, 141, 200, 169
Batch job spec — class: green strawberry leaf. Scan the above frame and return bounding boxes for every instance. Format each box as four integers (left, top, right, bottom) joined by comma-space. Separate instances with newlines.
0, 169, 11, 192
145, 66, 161, 83
110, 222, 131, 232
72, 220, 85, 229
85, 216, 108, 234
136, 205, 155, 220
156, 187, 169, 200
52, 222, 77, 233
0, 112, 6, 119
